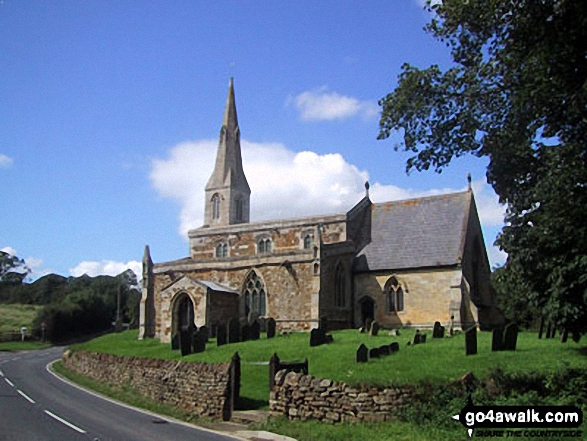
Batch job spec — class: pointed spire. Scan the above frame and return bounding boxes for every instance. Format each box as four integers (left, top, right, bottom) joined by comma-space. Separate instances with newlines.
143, 245, 152, 266
222, 77, 238, 129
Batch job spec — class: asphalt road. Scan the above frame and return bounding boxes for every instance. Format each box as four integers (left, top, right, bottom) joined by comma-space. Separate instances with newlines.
0, 346, 239, 441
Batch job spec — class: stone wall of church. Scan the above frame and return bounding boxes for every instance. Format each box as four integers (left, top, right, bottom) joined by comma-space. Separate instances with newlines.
353, 267, 467, 329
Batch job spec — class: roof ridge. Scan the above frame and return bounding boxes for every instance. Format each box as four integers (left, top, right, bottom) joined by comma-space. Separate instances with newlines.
372, 190, 469, 206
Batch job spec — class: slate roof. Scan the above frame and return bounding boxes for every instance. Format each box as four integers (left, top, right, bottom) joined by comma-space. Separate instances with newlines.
353, 191, 471, 272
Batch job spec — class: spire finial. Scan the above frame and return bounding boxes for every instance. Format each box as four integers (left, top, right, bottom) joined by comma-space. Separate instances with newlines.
365, 181, 370, 197
467, 173, 472, 191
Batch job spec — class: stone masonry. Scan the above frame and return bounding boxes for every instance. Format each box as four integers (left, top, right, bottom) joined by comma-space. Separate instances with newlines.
269, 370, 413, 423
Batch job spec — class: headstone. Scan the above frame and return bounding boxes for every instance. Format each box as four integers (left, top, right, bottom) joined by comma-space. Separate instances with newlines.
228, 318, 241, 344
180, 329, 192, 356
199, 325, 209, 342
421, 334, 427, 344
171, 332, 179, 350
492, 328, 504, 351
503, 323, 519, 351
389, 342, 400, 353
413, 330, 421, 345
369, 347, 380, 358
259, 317, 267, 333
217, 322, 227, 346
370, 320, 380, 336
356, 344, 368, 363
192, 329, 207, 353
310, 328, 324, 347
241, 322, 250, 342
465, 327, 477, 356
433, 321, 442, 338
250, 319, 261, 340
266, 317, 276, 339
379, 345, 390, 356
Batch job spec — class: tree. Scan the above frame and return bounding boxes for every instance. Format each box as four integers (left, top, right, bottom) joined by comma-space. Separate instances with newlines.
378, 0, 587, 334
0, 251, 30, 284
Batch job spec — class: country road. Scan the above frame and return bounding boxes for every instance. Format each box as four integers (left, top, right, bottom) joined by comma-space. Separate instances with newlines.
0, 346, 239, 441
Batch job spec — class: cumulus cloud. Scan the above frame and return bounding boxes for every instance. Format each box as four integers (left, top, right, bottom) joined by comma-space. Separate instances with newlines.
0, 154, 14, 168
291, 87, 378, 121
69, 260, 142, 278
1, 246, 18, 256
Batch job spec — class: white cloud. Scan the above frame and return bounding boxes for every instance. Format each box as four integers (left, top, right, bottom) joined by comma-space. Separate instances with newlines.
1, 246, 18, 256
0, 154, 14, 168
291, 87, 378, 121
69, 260, 142, 278
150, 139, 506, 247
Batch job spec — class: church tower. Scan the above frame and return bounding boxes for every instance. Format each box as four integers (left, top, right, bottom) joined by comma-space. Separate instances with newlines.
204, 78, 251, 226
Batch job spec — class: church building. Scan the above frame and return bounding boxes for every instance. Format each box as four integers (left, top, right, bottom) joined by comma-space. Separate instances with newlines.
139, 79, 504, 343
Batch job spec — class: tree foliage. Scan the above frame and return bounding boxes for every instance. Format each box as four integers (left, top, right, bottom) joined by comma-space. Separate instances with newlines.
0, 251, 30, 284
379, 0, 587, 334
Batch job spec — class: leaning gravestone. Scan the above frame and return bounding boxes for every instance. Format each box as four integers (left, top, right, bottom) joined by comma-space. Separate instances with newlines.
192, 329, 207, 353
492, 328, 504, 351
369, 347, 380, 358
356, 344, 368, 363
465, 327, 477, 356
250, 319, 261, 340
180, 329, 192, 356
370, 320, 380, 336
503, 323, 519, 351
266, 317, 276, 339
171, 332, 179, 350
389, 342, 400, 353
217, 322, 227, 346
228, 318, 241, 344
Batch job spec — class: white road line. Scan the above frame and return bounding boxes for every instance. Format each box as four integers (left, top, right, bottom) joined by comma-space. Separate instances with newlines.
44, 410, 87, 434
5, 378, 14, 387
17, 389, 35, 404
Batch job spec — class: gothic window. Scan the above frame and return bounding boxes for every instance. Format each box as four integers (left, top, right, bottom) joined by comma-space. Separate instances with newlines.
243, 271, 266, 316
212, 194, 221, 220
303, 234, 313, 250
386, 276, 404, 312
257, 237, 271, 254
235, 197, 244, 222
215, 242, 228, 258
334, 262, 346, 307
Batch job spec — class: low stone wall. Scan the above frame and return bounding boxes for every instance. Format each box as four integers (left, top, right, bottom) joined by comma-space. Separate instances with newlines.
62, 350, 235, 420
269, 370, 413, 423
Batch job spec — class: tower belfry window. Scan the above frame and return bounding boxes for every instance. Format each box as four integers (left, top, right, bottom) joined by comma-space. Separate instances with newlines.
212, 194, 220, 220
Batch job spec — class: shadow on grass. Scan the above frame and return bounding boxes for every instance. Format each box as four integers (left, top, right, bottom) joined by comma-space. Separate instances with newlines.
237, 396, 269, 411
572, 346, 587, 357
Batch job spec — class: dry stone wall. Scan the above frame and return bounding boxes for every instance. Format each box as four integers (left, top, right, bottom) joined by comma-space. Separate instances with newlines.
62, 350, 234, 420
269, 370, 413, 423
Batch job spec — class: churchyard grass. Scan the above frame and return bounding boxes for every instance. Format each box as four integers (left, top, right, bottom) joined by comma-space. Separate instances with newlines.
0, 304, 50, 351
72, 329, 587, 407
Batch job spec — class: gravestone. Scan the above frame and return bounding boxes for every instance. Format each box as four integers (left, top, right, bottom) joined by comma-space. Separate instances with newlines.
259, 317, 267, 333
217, 322, 227, 346
199, 325, 209, 342
266, 317, 276, 339
310, 328, 325, 347
413, 330, 422, 345
389, 342, 400, 353
192, 329, 207, 353
503, 323, 519, 351
240, 322, 251, 342
433, 321, 442, 338
365, 318, 373, 334
356, 344, 368, 363
492, 328, 504, 351
370, 320, 380, 336
228, 318, 241, 344
421, 334, 427, 344
180, 329, 192, 356
379, 345, 390, 356
465, 327, 477, 356
320, 316, 328, 332
369, 347, 380, 358
171, 333, 179, 350
250, 319, 261, 340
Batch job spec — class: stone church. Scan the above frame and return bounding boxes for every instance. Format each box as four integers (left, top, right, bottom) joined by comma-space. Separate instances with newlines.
139, 79, 504, 343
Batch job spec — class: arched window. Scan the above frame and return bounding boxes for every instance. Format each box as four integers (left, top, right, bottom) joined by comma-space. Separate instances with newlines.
386, 276, 404, 312
257, 237, 271, 254
235, 197, 244, 222
303, 234, 313, 249
215, 242, 228, 258
212, 194, 221, 220
243, 271, 266, 316
334, 263, 346, 307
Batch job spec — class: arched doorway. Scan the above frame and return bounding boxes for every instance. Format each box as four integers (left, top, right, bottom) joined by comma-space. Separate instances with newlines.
172, 293, 195, 337
360, 297, 375, 327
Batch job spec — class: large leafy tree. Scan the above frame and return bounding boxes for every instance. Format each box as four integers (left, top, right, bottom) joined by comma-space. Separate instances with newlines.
378, 0, 587, 334
0, 251, 30, 284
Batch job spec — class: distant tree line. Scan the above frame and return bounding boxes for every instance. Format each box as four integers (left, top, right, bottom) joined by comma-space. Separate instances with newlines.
0, 251, 141, 342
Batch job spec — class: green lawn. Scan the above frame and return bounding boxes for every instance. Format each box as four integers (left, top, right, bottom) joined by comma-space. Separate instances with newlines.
72, 329, 587, 406
0, 303, 42, 334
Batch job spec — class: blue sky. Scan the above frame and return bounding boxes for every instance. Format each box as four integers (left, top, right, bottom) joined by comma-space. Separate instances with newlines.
0, 1, 506, 280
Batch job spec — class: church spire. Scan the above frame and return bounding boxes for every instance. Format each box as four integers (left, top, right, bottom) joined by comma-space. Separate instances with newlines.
204, 78, 251, 226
